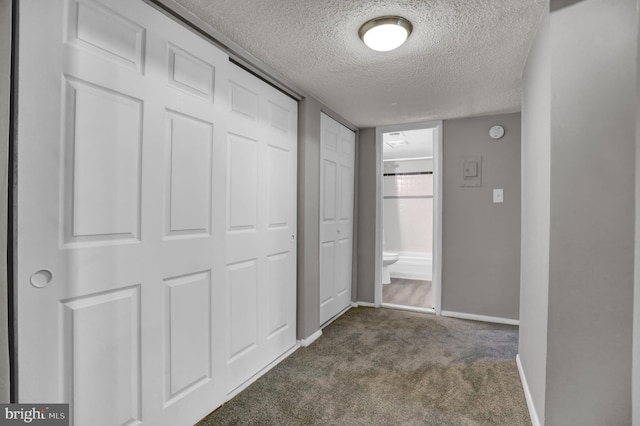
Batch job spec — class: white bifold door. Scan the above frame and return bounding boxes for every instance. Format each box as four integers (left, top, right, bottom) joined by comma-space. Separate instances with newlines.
319, 114, 356, 324
14, 0, 297, 425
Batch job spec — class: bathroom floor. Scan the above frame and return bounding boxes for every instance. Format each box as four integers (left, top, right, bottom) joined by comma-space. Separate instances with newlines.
383, 278, 433, 309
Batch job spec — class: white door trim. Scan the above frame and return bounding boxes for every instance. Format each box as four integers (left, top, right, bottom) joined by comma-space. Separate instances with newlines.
374, 121, 443, 314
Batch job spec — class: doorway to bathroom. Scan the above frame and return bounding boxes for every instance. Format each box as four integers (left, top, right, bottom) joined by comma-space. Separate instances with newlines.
375, 121, 442, 314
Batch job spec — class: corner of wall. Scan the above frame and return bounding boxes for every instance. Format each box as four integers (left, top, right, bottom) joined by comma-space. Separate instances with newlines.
296, 97, 322, 340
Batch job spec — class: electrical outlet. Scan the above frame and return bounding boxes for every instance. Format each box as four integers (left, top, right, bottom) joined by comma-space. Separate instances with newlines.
493, 189, 504, 203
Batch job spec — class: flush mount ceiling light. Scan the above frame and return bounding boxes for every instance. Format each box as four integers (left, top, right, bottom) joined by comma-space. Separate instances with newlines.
359, 16, 413, 52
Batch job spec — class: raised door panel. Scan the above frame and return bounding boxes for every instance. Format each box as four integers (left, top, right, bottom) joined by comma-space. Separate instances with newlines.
320, 241, 336, 310
336, 237, 352, 300
267, 145, 290, 229
168, 43, 216, 101
340, 164, 354, 222
62, 77, 142, 246
164, 111, 213, 238
65, 0, 146, 72
163, 271, 212, 406
266, 252, 291, 339
322, 160, 337, 223
61, 286, 141, 426
227, 260, 258, 360
229, 81, 259, 121
227, 134, 258, 232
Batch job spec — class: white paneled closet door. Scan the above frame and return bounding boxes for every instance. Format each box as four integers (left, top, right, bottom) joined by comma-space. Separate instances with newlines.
225, 63, 298, 394
319, 114, 356, 325
15, 0, 296, 425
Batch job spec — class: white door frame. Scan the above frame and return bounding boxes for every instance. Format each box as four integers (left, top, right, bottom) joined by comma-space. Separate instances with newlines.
374, 121, 443, 315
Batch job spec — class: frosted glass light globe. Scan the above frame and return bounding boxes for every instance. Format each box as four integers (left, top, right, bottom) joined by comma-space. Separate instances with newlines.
359, 17, 413, 52
363, 24, 408, 52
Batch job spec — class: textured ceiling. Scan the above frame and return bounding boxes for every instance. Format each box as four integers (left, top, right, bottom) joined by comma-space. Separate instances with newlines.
383, 129, 433, 160
174, 0, 545, 128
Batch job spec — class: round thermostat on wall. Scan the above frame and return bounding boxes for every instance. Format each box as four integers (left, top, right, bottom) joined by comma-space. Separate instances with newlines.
489, 125, 505, 139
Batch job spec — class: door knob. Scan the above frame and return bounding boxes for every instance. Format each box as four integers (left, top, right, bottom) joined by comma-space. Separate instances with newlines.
30, 269, 53, 288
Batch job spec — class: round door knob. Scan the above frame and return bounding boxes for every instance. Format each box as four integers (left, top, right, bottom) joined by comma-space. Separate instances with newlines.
30, 269, 53, 288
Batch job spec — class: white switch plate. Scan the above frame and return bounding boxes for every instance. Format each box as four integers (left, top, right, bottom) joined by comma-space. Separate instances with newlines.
493, 189, 504, 203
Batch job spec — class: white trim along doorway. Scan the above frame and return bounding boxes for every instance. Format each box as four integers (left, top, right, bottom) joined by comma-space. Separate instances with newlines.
374, 121, 443, 315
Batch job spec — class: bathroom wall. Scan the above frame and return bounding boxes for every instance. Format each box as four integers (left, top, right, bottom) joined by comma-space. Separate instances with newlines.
383, 158, 433, 174
383, 167, 433, 281
442, 112, 521, 320
383, 172, 433, 254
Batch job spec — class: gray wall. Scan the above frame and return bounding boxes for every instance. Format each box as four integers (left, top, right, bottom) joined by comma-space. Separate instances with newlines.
0, 0, 11, 403
355, 128, 376, 303
518, 7, 549, 423
544, 1, 636, 424
442, 113, 521, 320
296, 97, 322, 340
355, 115, 522, 316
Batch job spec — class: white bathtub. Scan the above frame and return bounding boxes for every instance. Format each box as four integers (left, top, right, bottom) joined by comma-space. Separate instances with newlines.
387, 252, 432, 281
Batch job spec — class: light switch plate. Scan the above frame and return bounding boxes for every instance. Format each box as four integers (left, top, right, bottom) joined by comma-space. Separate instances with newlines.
463, 161, 478, 177
460, 156, 482, 187
493, 189, 504, 203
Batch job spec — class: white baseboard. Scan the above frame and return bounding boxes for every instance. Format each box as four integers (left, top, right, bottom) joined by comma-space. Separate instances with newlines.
353, 301, 376, 308
441, 310, 519, 326
381, 303, 434, 314
226, 343, 298, 400
517, 354, 542, 426
298, 329, 322, 347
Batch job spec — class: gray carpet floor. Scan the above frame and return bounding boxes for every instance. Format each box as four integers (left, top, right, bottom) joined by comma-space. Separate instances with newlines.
197, 307, 531, 426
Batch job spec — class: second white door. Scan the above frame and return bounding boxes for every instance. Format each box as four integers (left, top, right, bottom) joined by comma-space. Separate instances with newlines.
319, 114, 356, 324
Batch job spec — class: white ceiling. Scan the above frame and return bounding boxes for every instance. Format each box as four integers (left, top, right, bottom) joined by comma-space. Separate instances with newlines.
383, 128, 433, 160
173, 0, 545, 128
